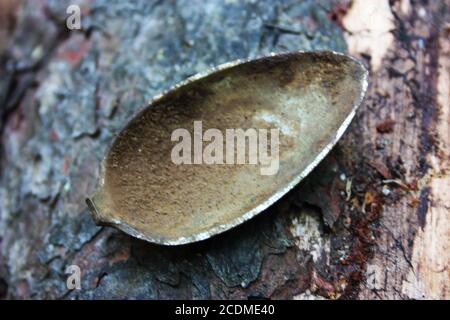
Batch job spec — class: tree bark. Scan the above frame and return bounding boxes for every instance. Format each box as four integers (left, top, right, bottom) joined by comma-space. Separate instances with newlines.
0, 0, 448, 299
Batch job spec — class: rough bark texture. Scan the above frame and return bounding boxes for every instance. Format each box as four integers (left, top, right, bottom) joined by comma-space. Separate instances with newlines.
0, 0, 448, 299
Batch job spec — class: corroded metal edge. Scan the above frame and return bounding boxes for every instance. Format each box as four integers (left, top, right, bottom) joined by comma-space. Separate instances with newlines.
86, 50, 369, 246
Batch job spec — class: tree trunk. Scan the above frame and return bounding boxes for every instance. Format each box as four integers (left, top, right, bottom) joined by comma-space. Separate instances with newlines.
0, 0, 448, 299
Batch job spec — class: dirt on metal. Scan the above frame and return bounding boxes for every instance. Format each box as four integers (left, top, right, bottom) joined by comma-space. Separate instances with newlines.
86, 51, 368, 245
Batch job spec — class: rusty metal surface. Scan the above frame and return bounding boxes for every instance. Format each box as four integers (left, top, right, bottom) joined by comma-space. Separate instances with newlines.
87, 51, 368, 245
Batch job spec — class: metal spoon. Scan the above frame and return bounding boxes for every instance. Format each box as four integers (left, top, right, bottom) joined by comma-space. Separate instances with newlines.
86, 51, 368, 245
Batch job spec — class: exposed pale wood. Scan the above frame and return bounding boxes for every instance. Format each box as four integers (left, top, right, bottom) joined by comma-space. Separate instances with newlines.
346, 0, 450, 299
402, 22, 450, 299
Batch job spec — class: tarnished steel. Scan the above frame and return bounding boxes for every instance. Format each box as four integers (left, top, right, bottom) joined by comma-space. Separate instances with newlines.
86, 51, 369, 245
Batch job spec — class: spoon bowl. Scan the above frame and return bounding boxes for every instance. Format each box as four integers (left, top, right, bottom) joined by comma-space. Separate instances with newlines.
87, 51, 368, 245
